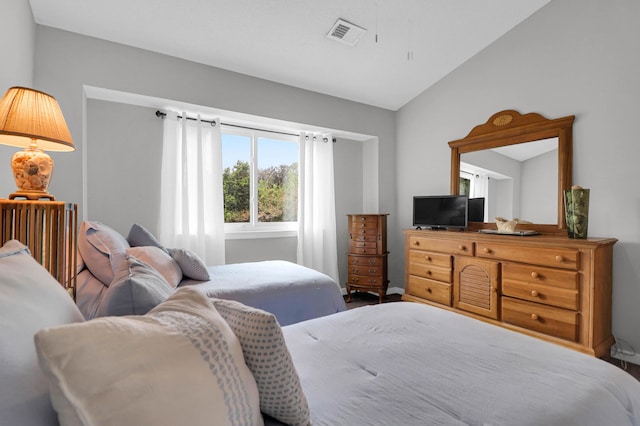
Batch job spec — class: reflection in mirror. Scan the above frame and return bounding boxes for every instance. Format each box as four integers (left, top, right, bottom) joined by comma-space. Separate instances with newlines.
459, 138, 558, 223
449, 110, 574, 234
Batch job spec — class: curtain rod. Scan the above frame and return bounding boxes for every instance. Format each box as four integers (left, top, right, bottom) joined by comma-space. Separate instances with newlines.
156, 110, 299, 138
155, 110, 336, 142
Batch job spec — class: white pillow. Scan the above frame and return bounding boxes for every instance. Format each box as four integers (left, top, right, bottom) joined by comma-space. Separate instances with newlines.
212, 298, 311, 426
77, 221, 130, 286
168, 247, 210, 281
127, 246, 183, 287
34, 287, 264, 426
0, 240, 85, 426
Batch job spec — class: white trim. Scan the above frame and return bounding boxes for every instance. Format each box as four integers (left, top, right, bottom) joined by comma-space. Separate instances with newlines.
225, 229, 297, 240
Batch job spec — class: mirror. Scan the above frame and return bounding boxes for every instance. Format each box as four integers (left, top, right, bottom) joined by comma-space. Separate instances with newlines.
449, 110, 574, 234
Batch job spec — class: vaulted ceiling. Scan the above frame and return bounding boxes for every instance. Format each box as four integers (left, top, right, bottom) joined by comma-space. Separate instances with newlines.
29, 0, 551, 111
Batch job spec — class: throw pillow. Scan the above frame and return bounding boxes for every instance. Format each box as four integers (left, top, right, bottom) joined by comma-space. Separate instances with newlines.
77, 221, 130, 286
0, 240, 85, 426
212, 298, 311, 426
127, 223, 166, 251
168, 247, 211, 281
127, 246, 183, 287
95, 255, 174, 317
34, 287, 263, 426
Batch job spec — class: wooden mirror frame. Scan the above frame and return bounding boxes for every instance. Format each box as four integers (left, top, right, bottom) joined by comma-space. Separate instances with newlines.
449, 110, 575, 235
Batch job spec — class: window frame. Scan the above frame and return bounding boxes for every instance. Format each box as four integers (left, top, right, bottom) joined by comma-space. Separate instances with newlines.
221, 126, 299, 239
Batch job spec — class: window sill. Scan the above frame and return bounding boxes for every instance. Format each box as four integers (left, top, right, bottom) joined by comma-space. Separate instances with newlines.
224, 229, 297, 240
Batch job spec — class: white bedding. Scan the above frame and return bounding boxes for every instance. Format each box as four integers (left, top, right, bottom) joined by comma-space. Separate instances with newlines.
278, 302, 640, 425
180, 260, 346, 326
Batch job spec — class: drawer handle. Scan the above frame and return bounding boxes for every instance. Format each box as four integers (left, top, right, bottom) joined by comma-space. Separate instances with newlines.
368, 260, 377, 265
361, 224, 366, 227
483, 247, 491, 254
425, 255, 431, 262
351, 277, 359, 282
424, 269, 432, 276
531, 272, 539, 279
458, 245, 466, 251
530, 290, 539, 298
414, 241, 420, 246
360, 249, 366, 253
530, 313, 539, 321
351, 268, 358, 273
360, 217, 366, 221
351, 259, 358, 264
426, 287, 432, 294
368, 269, 377, 273
555, 255, 564, 262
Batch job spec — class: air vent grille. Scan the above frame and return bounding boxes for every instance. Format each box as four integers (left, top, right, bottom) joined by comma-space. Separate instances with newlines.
327, 19, 367, 47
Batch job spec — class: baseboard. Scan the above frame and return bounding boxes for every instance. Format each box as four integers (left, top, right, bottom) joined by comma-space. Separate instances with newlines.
341, 286, 405, 296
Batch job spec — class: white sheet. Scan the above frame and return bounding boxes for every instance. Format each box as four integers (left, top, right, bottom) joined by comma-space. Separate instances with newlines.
180, 260, 346, 326
280, 302, 640, 425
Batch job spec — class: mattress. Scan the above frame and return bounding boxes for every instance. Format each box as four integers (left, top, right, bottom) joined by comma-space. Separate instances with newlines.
180, 260, 346, 326
276, 302, 640, 425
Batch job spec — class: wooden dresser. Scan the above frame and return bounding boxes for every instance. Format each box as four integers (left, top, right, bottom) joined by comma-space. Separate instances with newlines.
346, 214, 389, 303
402, 229, 617, 357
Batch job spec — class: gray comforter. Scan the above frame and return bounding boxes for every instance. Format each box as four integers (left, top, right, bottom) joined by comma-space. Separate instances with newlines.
278, 302, 640, 425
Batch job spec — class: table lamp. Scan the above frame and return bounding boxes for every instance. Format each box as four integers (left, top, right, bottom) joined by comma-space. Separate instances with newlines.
0, 86, 75, 200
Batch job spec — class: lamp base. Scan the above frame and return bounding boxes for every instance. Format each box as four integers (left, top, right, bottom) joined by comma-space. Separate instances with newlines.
9, 190, 55, 201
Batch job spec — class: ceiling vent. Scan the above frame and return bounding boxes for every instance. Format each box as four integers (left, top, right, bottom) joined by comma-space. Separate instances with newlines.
326, 19, 367, 47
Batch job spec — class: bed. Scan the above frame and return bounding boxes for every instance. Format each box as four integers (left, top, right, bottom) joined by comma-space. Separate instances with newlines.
270, 302, 640, 425
180, 260, 346, 326
3, 241, 640, 426
75, 221, 346, 325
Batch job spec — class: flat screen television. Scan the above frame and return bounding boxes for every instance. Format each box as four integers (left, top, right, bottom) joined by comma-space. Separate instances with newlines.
468, 197, 486, 222
413, 195, 468, 230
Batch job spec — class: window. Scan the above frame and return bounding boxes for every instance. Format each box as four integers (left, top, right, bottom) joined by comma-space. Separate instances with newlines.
221, 127, 299, 236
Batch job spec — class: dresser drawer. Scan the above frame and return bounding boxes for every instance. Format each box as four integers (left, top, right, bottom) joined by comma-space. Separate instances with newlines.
348, 274, 385, 287
477, 242, 579, 270
349, 241, 378, 255
349, 264, 384, 277
348, 255, 383, 267
502, 263, 579, 310
350, 227, 378, 238
407, 275, 452, 306
350, 215, 379, 225
409, 262, 452, 283
408, 250, 452, 268
502, 297, 578, 342
351, 233, 378, 243
408, 236, 473, 256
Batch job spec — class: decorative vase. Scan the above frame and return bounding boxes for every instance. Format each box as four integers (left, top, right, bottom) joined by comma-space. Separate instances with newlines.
564, 186, 589, 239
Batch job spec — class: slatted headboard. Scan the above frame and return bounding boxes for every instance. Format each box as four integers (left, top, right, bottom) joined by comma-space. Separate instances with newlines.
0, 199, 78, 299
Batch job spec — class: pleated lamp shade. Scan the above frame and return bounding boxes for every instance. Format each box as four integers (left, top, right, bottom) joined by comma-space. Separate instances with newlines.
0, 87, 75, 200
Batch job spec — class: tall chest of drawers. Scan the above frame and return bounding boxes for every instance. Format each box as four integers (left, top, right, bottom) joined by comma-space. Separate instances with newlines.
402, 229, 617, 357
346, 214, 389, 303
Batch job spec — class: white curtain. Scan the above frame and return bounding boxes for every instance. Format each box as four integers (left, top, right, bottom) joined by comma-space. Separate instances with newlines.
159, 111, 225, 265
297, 132, 340, 283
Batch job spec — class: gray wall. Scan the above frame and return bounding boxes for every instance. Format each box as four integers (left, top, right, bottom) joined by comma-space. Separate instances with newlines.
397, 0, 640, 357
0, 0, 35, 196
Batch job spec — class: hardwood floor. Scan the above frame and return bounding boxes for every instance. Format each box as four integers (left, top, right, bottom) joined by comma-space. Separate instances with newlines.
344, 292, 640, 381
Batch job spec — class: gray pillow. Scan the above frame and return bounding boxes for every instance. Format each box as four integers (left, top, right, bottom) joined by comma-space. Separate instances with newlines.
168, 247, 210, 281
0, 240, 85, 426
95, 255, 174, 317
77, 221, 130, 286
127, 223, 167, 252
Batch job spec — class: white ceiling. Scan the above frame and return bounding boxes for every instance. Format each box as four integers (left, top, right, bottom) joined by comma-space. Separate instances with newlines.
29, 0, 551, 111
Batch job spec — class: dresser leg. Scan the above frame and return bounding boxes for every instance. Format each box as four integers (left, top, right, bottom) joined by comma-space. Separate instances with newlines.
346, 285, 352, 302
